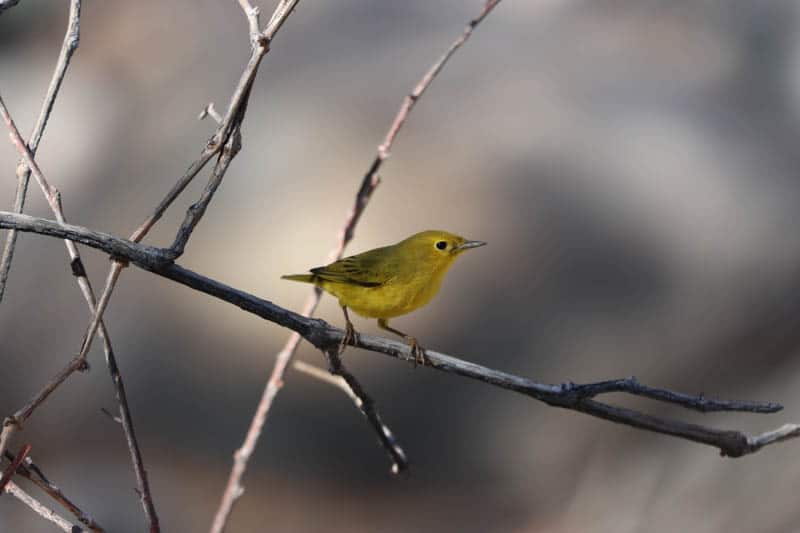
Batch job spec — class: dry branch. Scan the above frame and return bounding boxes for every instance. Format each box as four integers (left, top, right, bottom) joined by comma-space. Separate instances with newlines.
2, 210, 797, 461
1, 1, 299, 530
0, 93, 160, 532
4, 449, 104, 531
0, 0, 80, 301
5, 481, 82, 532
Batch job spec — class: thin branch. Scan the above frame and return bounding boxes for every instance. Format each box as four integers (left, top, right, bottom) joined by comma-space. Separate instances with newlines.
0, 0, 81, 302
0, 443, 30, 493
169, 128, 241, 257
237, 0, 262, 44
0, 94, 160, 530
2, 211, 796, 460
263, 0, 300, 40
76, 0, 300, 372
5, 481, 82, 532
4, 449, 104, 531
377, 0, 502, 160
321, 348, 408, 473
293, 360, 361, 405
0, 164, 29, 301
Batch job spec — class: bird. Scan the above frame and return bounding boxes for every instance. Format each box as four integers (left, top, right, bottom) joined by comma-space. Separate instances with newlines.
282, 230, 486, 364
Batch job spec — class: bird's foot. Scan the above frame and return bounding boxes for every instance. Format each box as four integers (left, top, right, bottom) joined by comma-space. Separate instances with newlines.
407, 337, 428, 367
339, 321, 358, 355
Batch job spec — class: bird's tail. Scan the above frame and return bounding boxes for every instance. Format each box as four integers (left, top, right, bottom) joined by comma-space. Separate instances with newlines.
281, 273, 317, 284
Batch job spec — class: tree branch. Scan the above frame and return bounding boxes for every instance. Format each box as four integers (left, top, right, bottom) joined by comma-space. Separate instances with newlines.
2, 210, 796, 460
321, 348, 408, 472
0, 0, 80, 302
0, 83, 160, 531
3, 449, 104, 531
5, 480, 82, 532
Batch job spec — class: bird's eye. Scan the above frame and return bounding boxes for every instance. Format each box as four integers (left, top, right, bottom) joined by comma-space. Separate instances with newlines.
435, 240, 447, 250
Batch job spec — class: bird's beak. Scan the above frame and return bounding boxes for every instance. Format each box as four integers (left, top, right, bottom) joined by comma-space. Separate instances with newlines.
455, 240, 487, 252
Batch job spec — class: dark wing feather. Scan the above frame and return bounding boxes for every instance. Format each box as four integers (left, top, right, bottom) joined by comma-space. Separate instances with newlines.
310, 246, 399, 287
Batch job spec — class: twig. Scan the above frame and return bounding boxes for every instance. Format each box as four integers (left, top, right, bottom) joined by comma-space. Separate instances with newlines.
169, 128, 241, 257
5, 480, 83, 532
0, 93, 160, 530
4, 449, 104, 531
198, 103, 223, 124
0, 443, 30, 492
0, 0, 81, 302
230, 0, 505, 512
321, 349, 408, 473
293, 360, 361, 405
75, 0, 300, 374
2, 211, 796, 460
0, 356, 87, 475
377, 0, 502, 161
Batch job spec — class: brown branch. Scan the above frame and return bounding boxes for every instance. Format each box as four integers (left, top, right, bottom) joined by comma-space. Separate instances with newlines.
4, 449, 104, 531
2, 211, 796, 461
203, 5, 301, 532
377, 0, 502, 161
5, 480, 83, 532
0, 0, 81, 302
0, 443, 30, 493
75, 0, 299, 373
0, 0, 297, 524
0, 85, 160, 530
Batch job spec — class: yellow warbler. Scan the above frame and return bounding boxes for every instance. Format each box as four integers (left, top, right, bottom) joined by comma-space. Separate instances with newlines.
282, 230, 486, 363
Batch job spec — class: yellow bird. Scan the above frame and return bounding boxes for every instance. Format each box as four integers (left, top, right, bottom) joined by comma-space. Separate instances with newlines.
282, 230, 486, 363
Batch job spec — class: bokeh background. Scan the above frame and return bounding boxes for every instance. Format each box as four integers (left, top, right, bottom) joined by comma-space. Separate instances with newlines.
2, 0, 800, 531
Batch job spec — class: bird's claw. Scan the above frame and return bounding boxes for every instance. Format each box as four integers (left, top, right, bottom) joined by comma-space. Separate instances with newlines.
408, 338, 428, 367
339, 322, 358, 355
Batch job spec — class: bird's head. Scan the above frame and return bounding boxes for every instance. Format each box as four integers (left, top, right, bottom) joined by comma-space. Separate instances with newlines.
402, 230, 486, 266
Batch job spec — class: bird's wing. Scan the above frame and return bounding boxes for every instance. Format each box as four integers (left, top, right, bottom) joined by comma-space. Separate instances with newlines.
310, 246, 399, 287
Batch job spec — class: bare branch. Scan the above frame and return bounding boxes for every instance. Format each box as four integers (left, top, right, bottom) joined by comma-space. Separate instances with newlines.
0, 443, 30, 493
294, 360, 361, 406
4, 449, 104, 531
2, 211, 796, 461
321, 348, 408, 473
0, 0, 81, 302
78, 0, 302, 368
0, 92, 160, 531
169, 130, 240, 257
5, 481, 82, 532
378, 0, 502, 160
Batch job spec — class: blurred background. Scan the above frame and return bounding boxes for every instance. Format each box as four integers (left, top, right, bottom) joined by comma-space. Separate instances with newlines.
2, 0, 800, 531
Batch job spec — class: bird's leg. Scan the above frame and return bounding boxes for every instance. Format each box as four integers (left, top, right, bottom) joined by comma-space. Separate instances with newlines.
339, 305, 358, 354
378, 318, 427, 367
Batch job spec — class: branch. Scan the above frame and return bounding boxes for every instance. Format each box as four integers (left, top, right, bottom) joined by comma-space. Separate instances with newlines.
0, 83, 160, 531
320, 348, 408, 472
5, 481, 82, 532
2, 211, 796, 460
0, 0, 81, 302
3, 449, 104, 531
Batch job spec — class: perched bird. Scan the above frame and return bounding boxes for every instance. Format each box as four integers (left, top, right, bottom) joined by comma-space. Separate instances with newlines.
282, 230, 486, 364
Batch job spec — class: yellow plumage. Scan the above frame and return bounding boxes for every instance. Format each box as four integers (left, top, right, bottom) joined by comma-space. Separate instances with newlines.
282, 230, 485, 362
